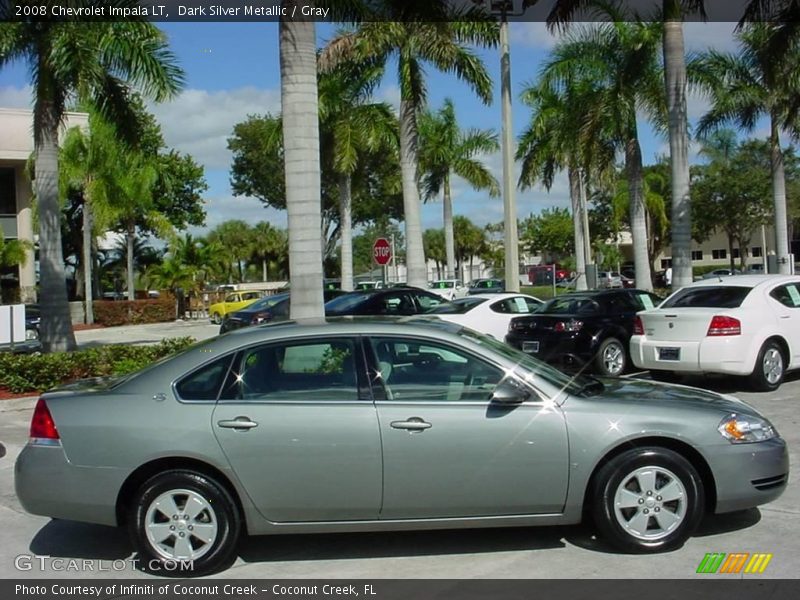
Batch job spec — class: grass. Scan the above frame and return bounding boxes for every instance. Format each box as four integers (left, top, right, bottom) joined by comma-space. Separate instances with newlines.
521, 285, 573, 299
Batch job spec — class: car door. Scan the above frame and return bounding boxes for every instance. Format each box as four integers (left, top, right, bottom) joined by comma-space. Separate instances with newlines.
367, 336, 569, 519
211, 337, 382, 522
767, 283, 800, 365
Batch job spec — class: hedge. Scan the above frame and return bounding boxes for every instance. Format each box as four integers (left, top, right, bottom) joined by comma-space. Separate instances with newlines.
92, 297, 176, 327
0, 337, 195, 394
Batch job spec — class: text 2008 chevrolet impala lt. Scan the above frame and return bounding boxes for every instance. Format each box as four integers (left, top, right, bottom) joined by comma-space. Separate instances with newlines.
16, 319, 788, 575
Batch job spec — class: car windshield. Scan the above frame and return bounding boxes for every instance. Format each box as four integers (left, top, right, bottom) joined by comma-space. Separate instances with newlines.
245, 293, 289, 311
432, 281, 455, 289
427, 297, 487, 314
324, 292, 373, 313
474, 280, 498, 288
456, 328, 599, 397
661, 286, 752, 309
540, 295, 601, 315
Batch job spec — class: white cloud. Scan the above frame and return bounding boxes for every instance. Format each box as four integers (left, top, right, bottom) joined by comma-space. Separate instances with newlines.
510, 22, 559, 50
0, 85, 33, 109
149, 86, 281, 170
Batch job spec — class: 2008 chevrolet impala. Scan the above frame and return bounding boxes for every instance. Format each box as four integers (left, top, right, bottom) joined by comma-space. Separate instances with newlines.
15, 319, 788, 575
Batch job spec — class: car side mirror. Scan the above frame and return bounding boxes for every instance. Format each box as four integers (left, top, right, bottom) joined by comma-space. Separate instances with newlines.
491, 379, 531, 404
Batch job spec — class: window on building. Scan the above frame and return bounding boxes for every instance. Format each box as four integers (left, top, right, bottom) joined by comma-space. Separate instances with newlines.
712, 249, 727, 260
660, 259, 672, 268
691, 251, 703, 261
752, 246, 763, 258
0, 168, 16, 215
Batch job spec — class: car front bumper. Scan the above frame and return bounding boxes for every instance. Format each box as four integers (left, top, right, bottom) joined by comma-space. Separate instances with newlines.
705, 437, 789, 514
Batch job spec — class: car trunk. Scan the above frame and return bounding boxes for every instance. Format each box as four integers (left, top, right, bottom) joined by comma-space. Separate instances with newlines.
639, 308, 720, 342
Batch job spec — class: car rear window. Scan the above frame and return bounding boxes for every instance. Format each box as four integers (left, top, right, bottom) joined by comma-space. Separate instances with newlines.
661, 286, 752, 309
427, 297, 487, 314
540, 296, 600, 315
324, 292, 373, 313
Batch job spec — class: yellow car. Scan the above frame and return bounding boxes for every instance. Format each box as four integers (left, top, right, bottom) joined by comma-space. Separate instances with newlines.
209, 291, 263, 324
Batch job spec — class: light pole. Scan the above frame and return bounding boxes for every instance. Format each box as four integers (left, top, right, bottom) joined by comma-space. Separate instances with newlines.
475, 1, 537, 292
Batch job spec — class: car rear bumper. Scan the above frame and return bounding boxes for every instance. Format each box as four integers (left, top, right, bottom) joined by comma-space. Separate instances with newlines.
630, 336, 754, 375
506, 333, 593, 368
707, 437, 789, 514
15, 442, 124, 526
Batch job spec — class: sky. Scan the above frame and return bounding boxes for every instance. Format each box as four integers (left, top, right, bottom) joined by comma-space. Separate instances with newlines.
0, 20, 752, 239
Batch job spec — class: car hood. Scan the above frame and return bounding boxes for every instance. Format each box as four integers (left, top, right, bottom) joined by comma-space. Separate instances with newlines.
583, 377, 755, 415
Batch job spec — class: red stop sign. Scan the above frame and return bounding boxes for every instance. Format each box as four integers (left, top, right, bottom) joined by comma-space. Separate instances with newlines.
373, 238, 392, 265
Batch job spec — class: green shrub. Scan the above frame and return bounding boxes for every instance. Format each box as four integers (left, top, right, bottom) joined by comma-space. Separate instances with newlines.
93, 297, 176, 327
0, 337, 195, 394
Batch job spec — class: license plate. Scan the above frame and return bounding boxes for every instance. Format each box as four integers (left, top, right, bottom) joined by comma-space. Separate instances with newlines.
523, 341, 540, 353
658, 347, 680, 361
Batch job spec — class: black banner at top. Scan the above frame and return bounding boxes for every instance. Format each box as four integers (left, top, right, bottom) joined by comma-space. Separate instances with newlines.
0, 0, 792, 23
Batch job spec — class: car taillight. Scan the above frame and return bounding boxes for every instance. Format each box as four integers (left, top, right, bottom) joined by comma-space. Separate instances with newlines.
30, 398, 59, 440
633, 316, 644, 335
510, 320, 527, 331
707, 315, 741, 336
554, 319, 583, 332
251, 312, 272, 324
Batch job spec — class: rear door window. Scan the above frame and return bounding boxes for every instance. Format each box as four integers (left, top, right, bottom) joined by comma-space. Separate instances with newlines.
770, 284, 800, 308
661, 286, 752, 309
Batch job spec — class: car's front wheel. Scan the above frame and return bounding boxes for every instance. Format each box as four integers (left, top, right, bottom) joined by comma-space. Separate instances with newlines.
591, 447, 704, 553
749, 340, 785, 392
128, 470, 240, 576
595, 337, 627, 377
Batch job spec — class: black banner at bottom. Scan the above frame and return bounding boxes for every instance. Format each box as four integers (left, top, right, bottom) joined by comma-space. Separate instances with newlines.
4, 580, 800, 600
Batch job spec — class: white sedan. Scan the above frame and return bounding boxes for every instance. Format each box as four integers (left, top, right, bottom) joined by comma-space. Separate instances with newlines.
630, 275, 800, 390
427, 293, 544, 341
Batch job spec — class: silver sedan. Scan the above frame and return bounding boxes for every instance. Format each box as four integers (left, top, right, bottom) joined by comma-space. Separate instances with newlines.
15, 319, 788, 576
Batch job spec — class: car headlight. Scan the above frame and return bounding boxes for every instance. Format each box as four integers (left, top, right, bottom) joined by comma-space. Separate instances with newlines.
718, 414, 778, 443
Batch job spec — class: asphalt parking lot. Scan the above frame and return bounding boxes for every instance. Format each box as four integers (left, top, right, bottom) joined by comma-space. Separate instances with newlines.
0, 321, 797, 580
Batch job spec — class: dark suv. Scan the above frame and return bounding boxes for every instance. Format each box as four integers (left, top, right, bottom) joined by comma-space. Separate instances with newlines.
506, 289, 662, 377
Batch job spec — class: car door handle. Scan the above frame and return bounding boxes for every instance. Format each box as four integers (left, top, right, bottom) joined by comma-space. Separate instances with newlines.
780, 315, 791, 319
391, 418, 432, 432
217, 417, 259, 430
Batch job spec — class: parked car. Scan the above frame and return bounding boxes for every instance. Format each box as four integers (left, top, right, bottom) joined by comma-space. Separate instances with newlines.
467, 278, 505, 295
426, 293, 544, 341
325, 287, 447, 316
15, 319, 788, 575
208, 291, 264, 324
631, 275, 800, 390
355, 281, 386, 291
0, 304, 40, 353
528, 264, 570, 285
700, 268, 742, 280
597, 271, 623, 289
428, 279, 467, 301
220, 290, 346, 334
506, 289, 663, 377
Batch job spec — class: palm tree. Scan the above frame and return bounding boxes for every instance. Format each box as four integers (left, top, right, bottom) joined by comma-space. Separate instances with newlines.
320, 5, 498, 288
318, 61, 397, 291
545, 0, 707, 290
538, 20, 664, 291
423, 228, 447, 279
248, 222, 289, 282
691, 24, 800, 274
0, 230, 32, 270
0, 14, 183, 351
418, 98, 499, 280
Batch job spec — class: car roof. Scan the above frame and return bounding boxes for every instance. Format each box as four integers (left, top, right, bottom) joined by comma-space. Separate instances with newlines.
686, 274, 800, 288
467, 293, 535, 300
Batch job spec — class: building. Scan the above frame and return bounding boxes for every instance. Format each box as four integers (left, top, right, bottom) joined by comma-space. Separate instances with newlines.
0, 107, 88, 303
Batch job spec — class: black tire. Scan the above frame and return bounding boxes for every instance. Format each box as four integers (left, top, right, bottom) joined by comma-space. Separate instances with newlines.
591, 447, 704, 553
210, 312, 221, 325
650, 370, 679, 384
128, 470, 241, 576
594, 337, 627, 377
749, 340, 786, 392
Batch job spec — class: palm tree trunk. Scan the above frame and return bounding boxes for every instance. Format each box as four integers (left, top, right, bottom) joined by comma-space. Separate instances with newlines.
770, 115, 791, 274
443, 172, 456, 280
83, 197, 94, 324
663, 12, 693, 289
339, 174, 354, 291
262, 258, 268, 281
281, 9, 324, 318
568, 167, 587, 291
626, 135, 653, 292
126, 219, 135, 301
36, 120, 77, 352
399, 98, 427, 288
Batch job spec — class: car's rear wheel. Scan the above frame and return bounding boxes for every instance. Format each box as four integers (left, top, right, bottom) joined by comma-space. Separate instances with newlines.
592, 447, 704, 553
210, 312, 221, 325
749, 340, 785, 392
595, 337, 627, 377
128, 470, 240, 576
